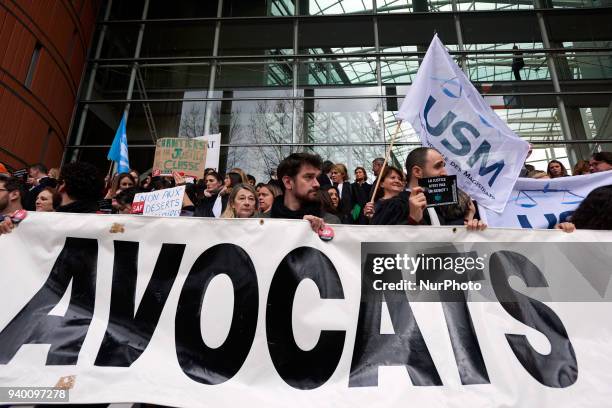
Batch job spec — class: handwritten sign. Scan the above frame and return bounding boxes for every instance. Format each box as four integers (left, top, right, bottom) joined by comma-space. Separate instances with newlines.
132, 186, 185, 217
153, 138, 207, 179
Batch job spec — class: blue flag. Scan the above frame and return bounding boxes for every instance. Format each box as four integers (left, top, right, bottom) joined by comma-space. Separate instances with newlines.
107, 115, 130, 173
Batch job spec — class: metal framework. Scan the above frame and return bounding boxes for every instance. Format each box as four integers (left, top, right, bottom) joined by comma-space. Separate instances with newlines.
66, 0, 612, 178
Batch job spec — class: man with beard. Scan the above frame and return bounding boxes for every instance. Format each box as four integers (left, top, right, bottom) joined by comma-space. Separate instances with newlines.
262, 153, 340, 230
0, 175, 25, 234
370, 147, 486, 231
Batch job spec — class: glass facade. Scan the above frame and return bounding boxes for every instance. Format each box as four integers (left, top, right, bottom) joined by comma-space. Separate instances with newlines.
66, 0, 612, 181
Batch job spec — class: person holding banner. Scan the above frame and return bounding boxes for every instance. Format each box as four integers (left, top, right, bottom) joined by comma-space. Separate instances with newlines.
0, 175, 25, 234
556, 185, 612, 232
263, 153, 332, 232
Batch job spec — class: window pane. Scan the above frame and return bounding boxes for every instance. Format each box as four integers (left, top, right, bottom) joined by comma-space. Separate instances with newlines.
223, 0, 295, 16
299, 0, 374, 15
377, 0, 468, 12
148, 0, 218, 19
378, 14, 457, 51
219, 20, 293, 56
296, 95, 384, 144
298, 16, 375, 54
141, 23, 215, 57
99, 25, 140, 58
559, 46, 612, 81
462, 43, 550, 82
380, 57, 420, 84
109, 1, 145, 20
215, 63, 293, 88
460, 13, 542, 45
297, 59, 378, 86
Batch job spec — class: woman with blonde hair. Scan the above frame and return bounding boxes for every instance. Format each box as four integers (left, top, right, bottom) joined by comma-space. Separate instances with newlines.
221, 183, 258, 218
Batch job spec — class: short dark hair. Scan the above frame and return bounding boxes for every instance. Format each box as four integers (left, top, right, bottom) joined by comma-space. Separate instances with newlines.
58, 162, 104, 201
405, 147, 433, 181
277, 153, 322, 181
247, 174, 256, 184
29, 163, 48, 174
372, 157, 385, 165
592, 151, 612, 165
0, 175, 26, 203
322, 160, 334, 174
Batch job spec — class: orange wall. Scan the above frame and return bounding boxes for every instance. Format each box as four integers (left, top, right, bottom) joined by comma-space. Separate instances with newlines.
0, 0, 100, 171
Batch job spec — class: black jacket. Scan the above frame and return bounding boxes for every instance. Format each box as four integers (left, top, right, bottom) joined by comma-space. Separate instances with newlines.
371, 191, 469, 226
267, 196, 340, 224
194, 193, 228, 217
56, 199, 99, 213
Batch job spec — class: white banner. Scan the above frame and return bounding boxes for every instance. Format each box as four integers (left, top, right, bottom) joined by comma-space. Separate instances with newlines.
133, 185, 185, 217
1, 213, 612, 407
195, 133, 221, 171
480, 171, 612, 228
398, 35, 529, 213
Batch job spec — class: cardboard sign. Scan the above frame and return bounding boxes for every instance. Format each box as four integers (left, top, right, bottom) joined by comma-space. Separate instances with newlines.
153, 138, 207, 179
418, 175, 458, 207
132, 186, 185, 217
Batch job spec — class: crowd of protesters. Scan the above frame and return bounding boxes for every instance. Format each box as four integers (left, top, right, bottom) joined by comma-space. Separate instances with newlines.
0, 149, 611, 235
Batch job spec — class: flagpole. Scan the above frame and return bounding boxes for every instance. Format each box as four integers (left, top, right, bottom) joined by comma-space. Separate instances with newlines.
369, 120, 402, 204
105, 161, 114, 191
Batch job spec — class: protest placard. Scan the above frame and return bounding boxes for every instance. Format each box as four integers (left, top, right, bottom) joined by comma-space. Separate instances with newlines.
132, 185, 185, 217
194, 133, 221, 171
418, 175, 458, 207
152, 138, 207, 178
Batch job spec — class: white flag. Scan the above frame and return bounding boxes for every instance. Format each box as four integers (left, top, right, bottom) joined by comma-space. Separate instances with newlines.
398, 35, 529, 213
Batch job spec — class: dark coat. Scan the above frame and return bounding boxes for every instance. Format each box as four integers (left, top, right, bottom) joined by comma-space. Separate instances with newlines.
194, 192, 228, 217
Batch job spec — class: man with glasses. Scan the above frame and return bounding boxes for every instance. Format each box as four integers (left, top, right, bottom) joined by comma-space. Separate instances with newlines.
589, 152, 612, 174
